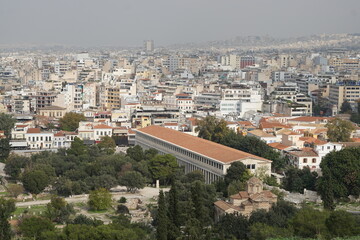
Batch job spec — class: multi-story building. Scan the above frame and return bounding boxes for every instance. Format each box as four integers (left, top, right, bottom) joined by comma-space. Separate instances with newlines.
220, 86, 263, 117
34, 91, 57, 111
240, 56, 255, 69
329, 81, 360, 112
135, 125, 272, 184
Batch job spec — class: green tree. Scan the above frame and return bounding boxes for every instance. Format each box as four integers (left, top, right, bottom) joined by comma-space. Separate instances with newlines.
215, 213, 249, 240
45, 196, 75, 223
317, 147, 360, 209
156, 190, 168, 240
340, 100, 353, 114
195, 116, 231, 143
4, 154, 28, 179
0, 198, 15, 240
221, 131, 286, 171
19, 216, 55, 239
88, 188, 112, 211
148, 154, 178, 185
325, 210, 360, 238
117, 204, 130, 215
181, 170, 204, 183
291, 207, 329, 239
227, 180, 246, 196
0, 139, 11, 163
249, 223, 292, 240
167, 182, 180, 240
326, 118, 355, 142
59, 112, 85, 131
126, 145, 144, 162
119, 171, 146, 193
22, 170, 49, 195
0, 113, 16, 138
224, 161, 250, 186
71, 214, 103, 226
98, 136, 116, 155
7, 183, 24, 198
67, 137, 87, 156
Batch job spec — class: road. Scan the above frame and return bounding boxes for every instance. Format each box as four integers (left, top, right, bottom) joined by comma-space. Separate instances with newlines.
16, 186, 167, 207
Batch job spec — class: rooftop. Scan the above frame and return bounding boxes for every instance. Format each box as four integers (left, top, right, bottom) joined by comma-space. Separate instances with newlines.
137, 125, 271, 164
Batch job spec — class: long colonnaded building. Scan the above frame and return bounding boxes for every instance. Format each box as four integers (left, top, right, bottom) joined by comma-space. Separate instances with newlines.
135, 125, 272, 184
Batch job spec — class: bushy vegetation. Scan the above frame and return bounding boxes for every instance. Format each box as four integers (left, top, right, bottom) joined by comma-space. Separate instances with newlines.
4, 139, 180, 197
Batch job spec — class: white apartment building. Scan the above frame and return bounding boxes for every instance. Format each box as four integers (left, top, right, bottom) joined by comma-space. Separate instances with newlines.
25, 128, 54, 149
220, 87, 263, 117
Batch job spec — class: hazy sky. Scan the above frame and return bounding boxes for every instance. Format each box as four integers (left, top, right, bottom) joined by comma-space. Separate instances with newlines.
0, 0, 359, 47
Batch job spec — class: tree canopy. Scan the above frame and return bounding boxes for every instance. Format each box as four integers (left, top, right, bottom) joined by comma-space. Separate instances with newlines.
340, 100, 353, 114
88, 188, 112, 211
59, 112, 86, 131
0, 198, 16, 240
326, 118, 355, 142
195, 116, 231, 143
317, 147, 360, 209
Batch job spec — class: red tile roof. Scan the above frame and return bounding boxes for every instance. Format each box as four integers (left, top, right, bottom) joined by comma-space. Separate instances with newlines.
268, 142, 292, 150
27, 128, 41, 134
93, 124, 113, 129
290, 116, 332, 122
137, 125, 271, 164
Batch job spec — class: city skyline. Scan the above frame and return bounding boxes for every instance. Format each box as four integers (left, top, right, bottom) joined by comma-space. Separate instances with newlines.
1, 0, 359, 47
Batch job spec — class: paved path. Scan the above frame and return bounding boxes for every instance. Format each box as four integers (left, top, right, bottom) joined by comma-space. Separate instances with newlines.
16, 187, 168, 207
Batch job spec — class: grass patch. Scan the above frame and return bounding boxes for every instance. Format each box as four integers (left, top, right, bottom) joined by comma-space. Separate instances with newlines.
13, 205, 47, 218
0, 191, 9, 196
87, 209, 109, 214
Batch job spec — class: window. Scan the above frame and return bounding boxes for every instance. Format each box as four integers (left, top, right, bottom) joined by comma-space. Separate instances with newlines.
303, 158, 308, 163
312, 158, 316, 163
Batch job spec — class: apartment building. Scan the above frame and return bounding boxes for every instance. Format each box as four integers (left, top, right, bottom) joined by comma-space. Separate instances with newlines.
329, 81, 360, 111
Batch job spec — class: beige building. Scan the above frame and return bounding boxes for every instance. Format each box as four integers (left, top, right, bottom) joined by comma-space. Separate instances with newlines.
329, 82, 360, 112
214, 177, 277, 221
38, 106, 67, 119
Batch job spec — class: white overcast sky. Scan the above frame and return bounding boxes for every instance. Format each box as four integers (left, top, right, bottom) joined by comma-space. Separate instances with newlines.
0, 0, 359, 47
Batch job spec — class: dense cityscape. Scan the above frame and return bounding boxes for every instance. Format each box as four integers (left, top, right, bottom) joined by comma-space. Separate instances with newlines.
1, 0, 360, 240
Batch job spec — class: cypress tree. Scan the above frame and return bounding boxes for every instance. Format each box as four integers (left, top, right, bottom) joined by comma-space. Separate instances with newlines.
167, 182, 180, 240
190, 181, 207, 226
157, 190, 168, 240
0, 198, 16, 240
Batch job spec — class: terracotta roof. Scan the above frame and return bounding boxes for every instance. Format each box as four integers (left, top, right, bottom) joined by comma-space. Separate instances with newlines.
93, 124, 113, 129
214, 200, 241, 211
187, 117, 198, 126
259, 121, 291, 129
54, 131, 77, 136
128, 129, 136, 134
137, 125, 271, 164
250, 190, 277, 201
27, 128, 41, 134
15, 124, 28, 128
248, 129, 275, 138
230, 191, 249, 199
164, 123, 178, 126
299, 137, 327, 145
351, 138, 360, 142
268, 142, 292, 150
289, 116, 331, 122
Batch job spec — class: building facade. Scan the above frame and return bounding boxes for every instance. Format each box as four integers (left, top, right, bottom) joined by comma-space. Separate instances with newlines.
135, 125, 271, 184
